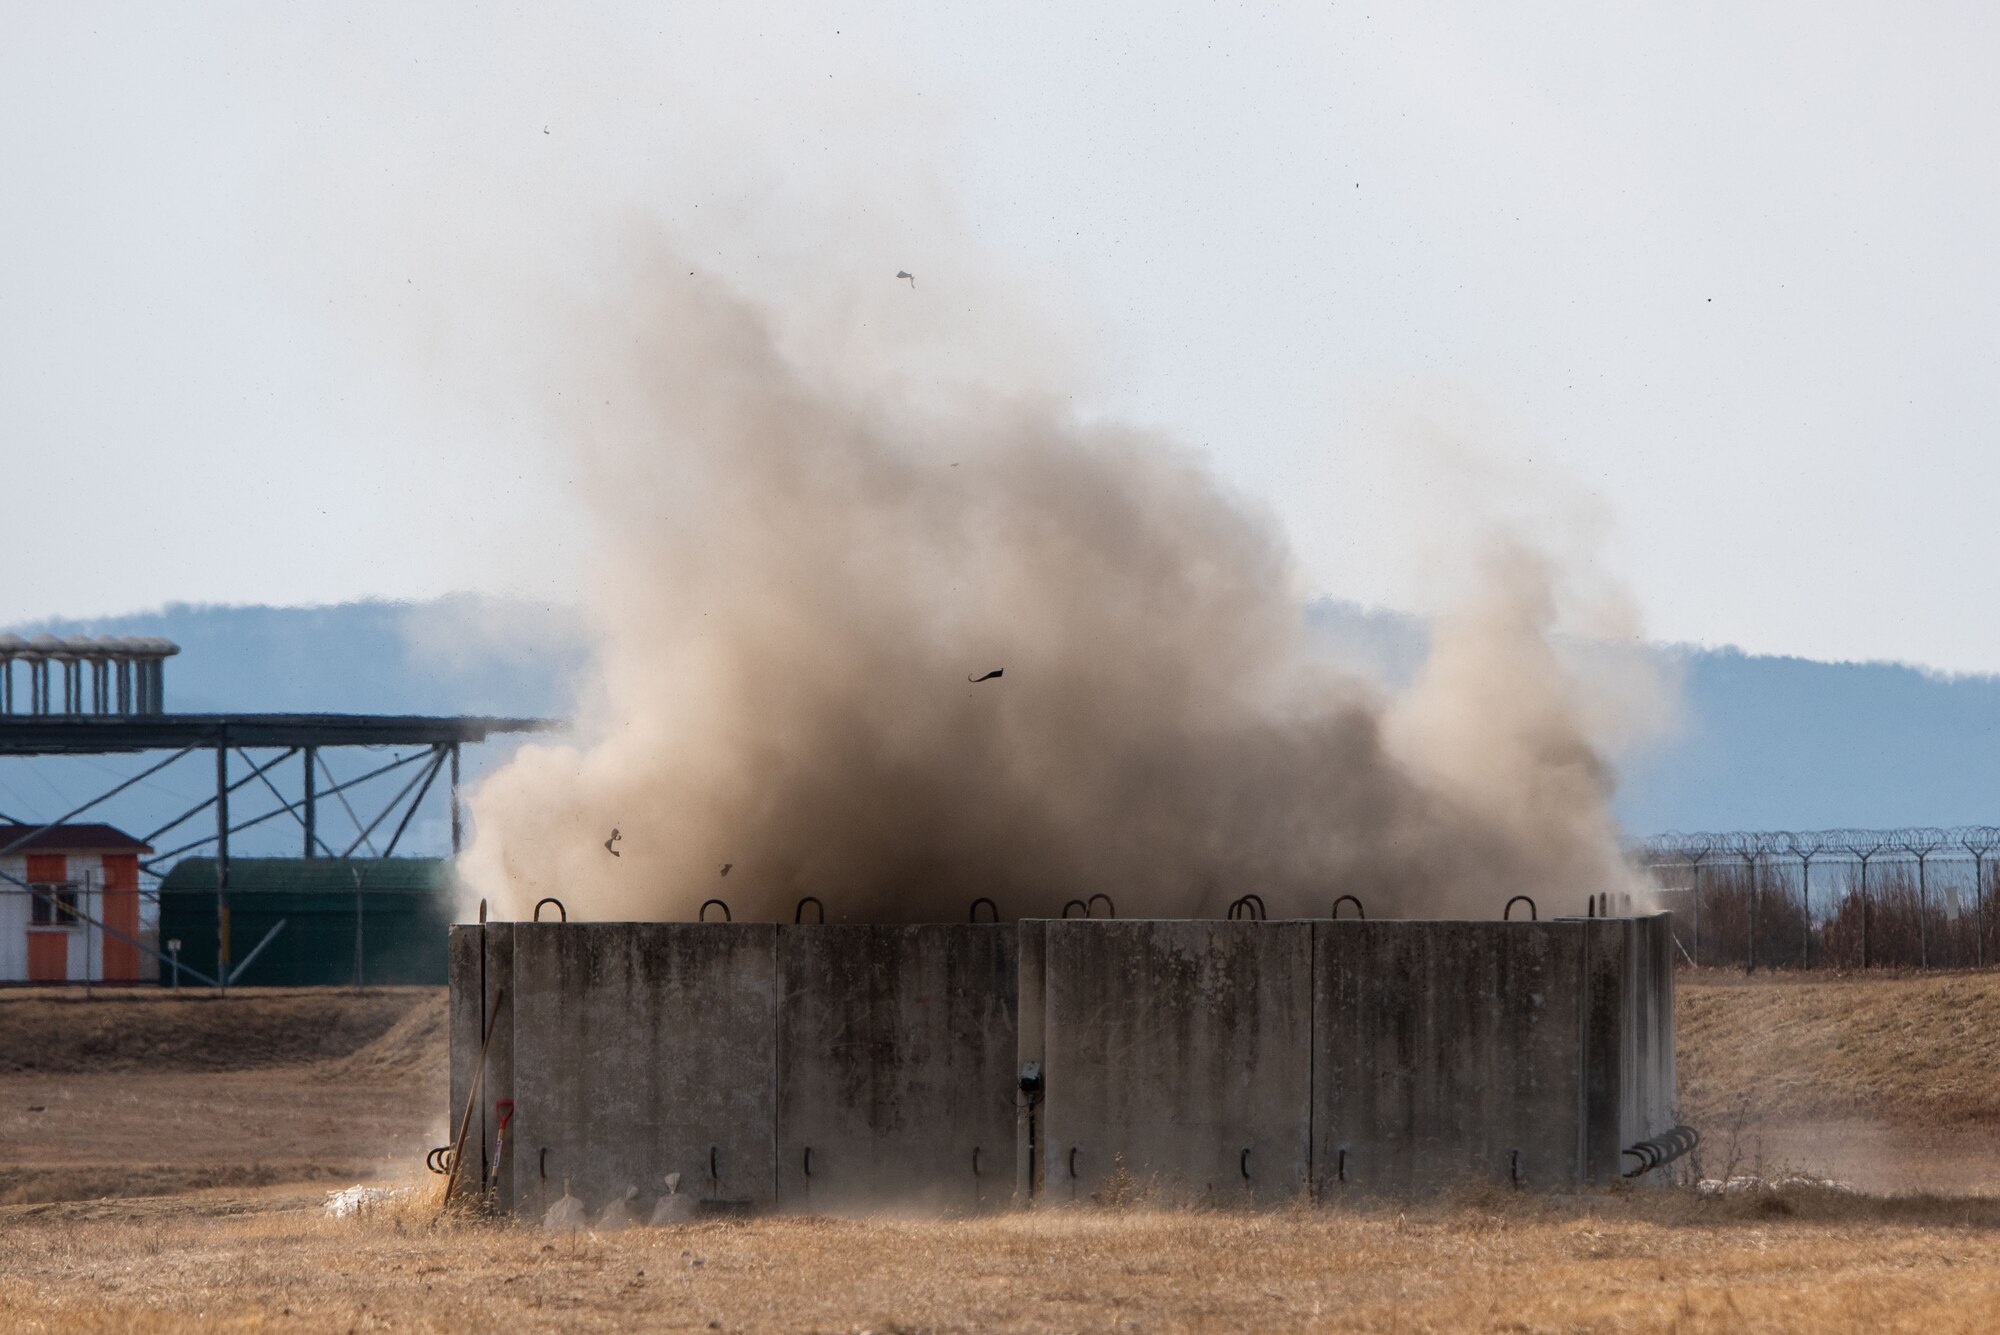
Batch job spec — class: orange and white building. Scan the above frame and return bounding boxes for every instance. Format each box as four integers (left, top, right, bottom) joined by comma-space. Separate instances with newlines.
0, 823, 151, 984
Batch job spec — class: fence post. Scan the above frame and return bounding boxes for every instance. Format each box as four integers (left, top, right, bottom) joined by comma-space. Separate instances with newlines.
1691, 855, 1703, 966
1918, 850, 1930, 969
1745, 852, 1758, 975
1979, 850, 1989, 970
1861, 855, 1871, 971
1799, 852, 1812, 970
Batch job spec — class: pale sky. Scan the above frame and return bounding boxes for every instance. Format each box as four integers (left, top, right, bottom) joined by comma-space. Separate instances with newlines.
5, 4, 1997, 670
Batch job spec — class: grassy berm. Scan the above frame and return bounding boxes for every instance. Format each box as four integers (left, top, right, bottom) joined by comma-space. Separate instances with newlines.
4, 971, 2000, 1332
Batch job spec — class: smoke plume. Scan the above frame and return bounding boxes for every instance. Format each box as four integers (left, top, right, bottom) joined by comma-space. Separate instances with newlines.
461, 255, 1661, 923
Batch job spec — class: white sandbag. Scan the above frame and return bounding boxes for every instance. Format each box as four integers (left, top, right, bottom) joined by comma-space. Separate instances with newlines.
650, 1171, 697, 1225
542, 1179, 588, 1231
596, 1184, 641, 1232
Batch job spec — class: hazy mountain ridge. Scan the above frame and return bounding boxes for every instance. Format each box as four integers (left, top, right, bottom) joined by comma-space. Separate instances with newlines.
4, 596, 1996, 840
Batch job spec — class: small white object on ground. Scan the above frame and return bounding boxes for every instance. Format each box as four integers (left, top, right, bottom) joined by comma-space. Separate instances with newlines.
543, 1178, 588, 1231
651, 1171, 696, 1225
1696, 1173, 1854, 1196
323, 1185, 411, 1219
596, 1184, 642, 1231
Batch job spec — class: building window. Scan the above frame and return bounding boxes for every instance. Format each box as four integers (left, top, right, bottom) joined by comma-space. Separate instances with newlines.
29, 883, 80, 927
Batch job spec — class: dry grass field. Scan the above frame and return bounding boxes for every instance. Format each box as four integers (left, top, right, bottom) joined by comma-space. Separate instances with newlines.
1677, 968, 2000, 1194
4, 971, 2000, 1332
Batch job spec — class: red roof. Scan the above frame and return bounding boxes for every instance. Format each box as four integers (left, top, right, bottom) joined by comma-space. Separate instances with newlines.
0, 823, 152, 854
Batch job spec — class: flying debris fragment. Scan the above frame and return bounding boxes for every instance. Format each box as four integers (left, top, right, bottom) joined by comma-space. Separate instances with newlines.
605, 828, 622, 857
719, 863, 732, 877
896, 270, 916, 288
968, 669, 1004, 683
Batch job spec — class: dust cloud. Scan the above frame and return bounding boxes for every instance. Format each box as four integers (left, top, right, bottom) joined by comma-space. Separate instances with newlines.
459, 255, 1662, 923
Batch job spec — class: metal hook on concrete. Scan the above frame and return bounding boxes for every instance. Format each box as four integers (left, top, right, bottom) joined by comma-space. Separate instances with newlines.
1331, 894, 1365, 920
1240, 1147, 1252, 1181
426, 1145, 453, 1175
1062, 899, 1089, 919
533, 896, 566, 922
969, 896, 999, 923
803, 1146, 813, 1177
1088, 893, 1117, 919
794, 895, 825, 924
1510, 1149, 1521, 1189
710, 1146, 719, 1186
1069, 1146, 1080, 1178
1504, 895, 1537, 922
1337, 1148, 1347, 1183
699, 898, 732, 923
539, 1147, 548, 1180
972, 1146, 982, 1177
1228, 894, 1266, 921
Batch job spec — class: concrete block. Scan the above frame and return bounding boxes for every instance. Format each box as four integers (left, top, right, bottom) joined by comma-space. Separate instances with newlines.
1313, 919, 1584, 1194
1034, 920, 1314, 1206
775, 925, 1018, 1214
510, 922, 778, 1218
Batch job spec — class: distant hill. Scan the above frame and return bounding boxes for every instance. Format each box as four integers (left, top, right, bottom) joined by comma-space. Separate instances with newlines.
1306, 599, 2000, 835
3, 596, 1996, 858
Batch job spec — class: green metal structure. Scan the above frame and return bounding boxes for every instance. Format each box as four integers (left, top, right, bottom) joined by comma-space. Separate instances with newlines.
157, 857, 456, 986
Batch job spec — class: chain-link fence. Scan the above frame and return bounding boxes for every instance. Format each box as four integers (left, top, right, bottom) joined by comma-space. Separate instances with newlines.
1637, 828, 2000, 970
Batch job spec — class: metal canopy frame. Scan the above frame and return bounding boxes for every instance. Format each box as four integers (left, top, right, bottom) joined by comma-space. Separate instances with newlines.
0, 713, 557, 988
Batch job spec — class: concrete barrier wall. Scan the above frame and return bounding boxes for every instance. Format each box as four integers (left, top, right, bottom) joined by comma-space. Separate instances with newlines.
1314, 919, 1583, 1193
776, 925, 1018, 1213
1032, 920, 1314, 1205
448, 913, 1677, 1216
509, 923, 780, 1216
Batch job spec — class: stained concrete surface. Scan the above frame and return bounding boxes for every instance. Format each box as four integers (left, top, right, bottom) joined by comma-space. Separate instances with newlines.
1034, 920, 1313, 1206
451, 914, 1676, 1217
776, 925, 1017, 1213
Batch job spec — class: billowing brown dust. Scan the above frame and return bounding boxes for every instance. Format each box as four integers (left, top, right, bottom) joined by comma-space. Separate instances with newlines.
461, 261, 1658, 922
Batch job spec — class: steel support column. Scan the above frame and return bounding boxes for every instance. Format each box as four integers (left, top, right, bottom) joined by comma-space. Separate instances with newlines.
303, 746, 317, 859
215, 745, 230, 991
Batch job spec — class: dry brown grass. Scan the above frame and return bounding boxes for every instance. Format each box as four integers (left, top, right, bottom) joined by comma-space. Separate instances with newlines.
0, 987, 440, 1075
1679, 969, 2000, 1127
8, 1182, 2000, 1333
8, 974, 2000, 1329
0, 988, 446, 1206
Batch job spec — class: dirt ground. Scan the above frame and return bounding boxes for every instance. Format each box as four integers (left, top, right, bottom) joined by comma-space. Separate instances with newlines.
0, 988, 445, 1206
1677, 968, 2000, 1194
4, 972, 2000, 1332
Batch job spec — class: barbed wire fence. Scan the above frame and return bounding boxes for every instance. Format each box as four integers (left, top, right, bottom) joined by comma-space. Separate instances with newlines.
1634, 827, 2000, 972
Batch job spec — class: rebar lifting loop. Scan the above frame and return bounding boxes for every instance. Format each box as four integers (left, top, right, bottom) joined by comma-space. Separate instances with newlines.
803, 1146, 814, 1177
1331, 894, 1365, 920
969, 896, 1000, 924
794, 895, 825, 924
533, 896, 567, 923
1062, 898, 1089, 919
1228, 893, 1267, 921
1069, 1146, 1080, 1178
1240, 1147, 1252, 1181
972, 1146, 982, 1177
1087, 893, 1117, 919
699, 898, 732, 923
425, 1145, 453, 1175
1504, 895, 1537, 922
